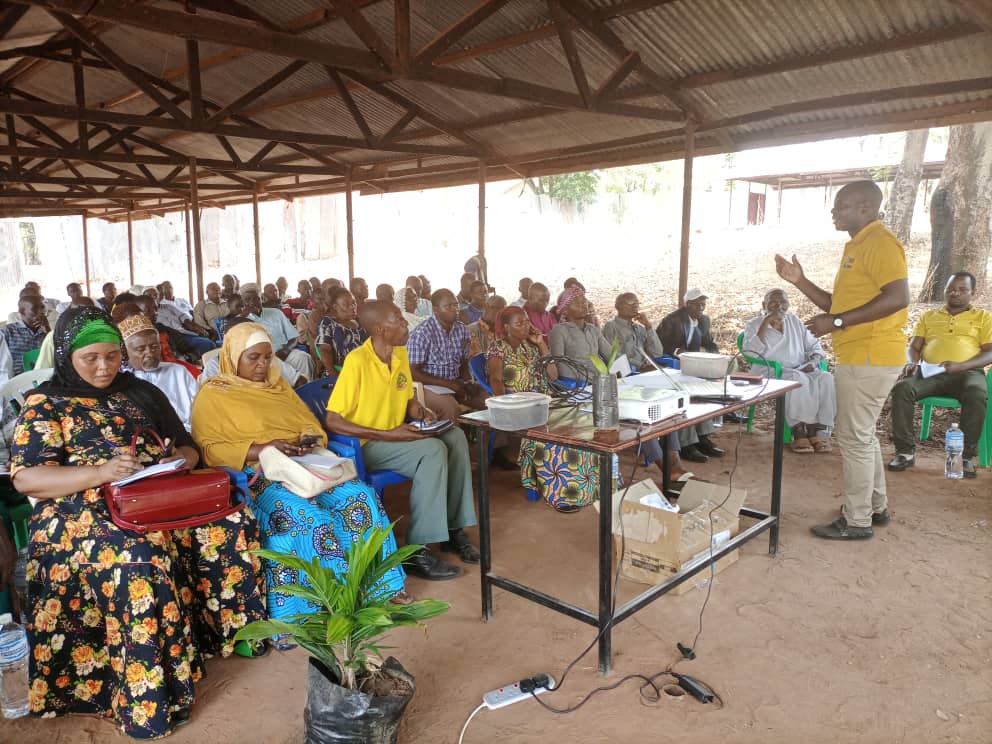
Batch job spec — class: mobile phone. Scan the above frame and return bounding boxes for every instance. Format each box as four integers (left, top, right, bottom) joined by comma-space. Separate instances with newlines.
299, 434, 320, 447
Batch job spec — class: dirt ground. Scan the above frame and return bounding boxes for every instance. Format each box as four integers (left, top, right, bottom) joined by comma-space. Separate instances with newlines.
6, 415, 990, 744
5, 225, 990, 743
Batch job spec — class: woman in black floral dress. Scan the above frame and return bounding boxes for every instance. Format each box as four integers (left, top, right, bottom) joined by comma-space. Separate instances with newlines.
9, 307, 265, 739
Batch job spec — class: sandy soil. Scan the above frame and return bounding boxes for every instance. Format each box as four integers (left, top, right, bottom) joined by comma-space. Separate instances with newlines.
7, 421, 990, 744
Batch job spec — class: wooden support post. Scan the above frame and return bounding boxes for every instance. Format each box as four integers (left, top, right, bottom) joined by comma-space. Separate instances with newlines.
345, 170, 354, 283
777, 179, 784, 223
678, 125, 694, 307
184, 201, 194, 304
727, 179, 733, 225
81, 211, 90, 297
189, 157, 205, 302
252, 189, 262, 287
127, 204, 134, 288
478, 160, 486, 283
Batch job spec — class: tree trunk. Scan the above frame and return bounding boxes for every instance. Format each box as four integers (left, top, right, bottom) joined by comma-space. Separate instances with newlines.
920, 123, 992, 301
884, 128, 928, 244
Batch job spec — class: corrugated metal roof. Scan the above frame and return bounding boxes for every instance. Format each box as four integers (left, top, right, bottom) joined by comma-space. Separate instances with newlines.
0, 0, 987, 219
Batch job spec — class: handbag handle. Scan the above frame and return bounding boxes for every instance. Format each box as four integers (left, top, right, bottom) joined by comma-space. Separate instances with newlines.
127, 426, 170, 458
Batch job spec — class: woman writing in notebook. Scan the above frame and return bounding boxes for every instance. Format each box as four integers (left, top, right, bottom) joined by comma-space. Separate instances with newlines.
9, 306, 265, 738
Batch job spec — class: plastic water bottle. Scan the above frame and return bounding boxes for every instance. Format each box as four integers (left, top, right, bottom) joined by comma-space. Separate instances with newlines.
944, 423, 964, 479
0, 612, 30, 718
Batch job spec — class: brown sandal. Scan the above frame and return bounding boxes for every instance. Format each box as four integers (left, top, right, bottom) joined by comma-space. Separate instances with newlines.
812, 437, 833, 453
790, 438, 814, 454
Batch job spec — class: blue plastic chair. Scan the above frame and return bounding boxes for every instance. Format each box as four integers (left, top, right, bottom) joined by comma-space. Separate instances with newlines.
294, 376, 410, 496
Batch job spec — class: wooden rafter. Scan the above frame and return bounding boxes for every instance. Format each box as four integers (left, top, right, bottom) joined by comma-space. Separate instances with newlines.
595, 52, 640, 104
415, 0, 511, 64
52, 11, 191, 125
328, 0, 393, 67
394, 0, 410, 74
327, 66, 375, 146
548, 0, 591, 107
205, 59, 308, 130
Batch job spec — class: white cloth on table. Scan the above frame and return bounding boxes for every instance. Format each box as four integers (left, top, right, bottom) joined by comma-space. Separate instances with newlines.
132, 362, 198, 431
743, 312, 836, 430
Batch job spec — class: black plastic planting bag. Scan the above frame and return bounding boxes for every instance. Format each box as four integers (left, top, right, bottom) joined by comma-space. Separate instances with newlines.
305, 656, 415, 744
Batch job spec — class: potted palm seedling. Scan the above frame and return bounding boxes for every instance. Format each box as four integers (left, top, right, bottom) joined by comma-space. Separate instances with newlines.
234, 524, 449, 744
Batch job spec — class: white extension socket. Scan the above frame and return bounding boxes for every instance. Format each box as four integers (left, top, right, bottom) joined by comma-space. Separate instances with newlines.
482, 675, 557, 710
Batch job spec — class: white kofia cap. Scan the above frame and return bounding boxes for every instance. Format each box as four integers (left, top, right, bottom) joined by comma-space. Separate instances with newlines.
684, 288, 707, 302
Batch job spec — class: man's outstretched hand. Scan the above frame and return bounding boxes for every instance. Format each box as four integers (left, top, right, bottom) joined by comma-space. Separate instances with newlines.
774, 254, 804, 285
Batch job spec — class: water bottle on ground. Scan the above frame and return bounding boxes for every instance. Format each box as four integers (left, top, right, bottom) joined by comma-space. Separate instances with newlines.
944, 423, 964, 479
0, 612, 30, 718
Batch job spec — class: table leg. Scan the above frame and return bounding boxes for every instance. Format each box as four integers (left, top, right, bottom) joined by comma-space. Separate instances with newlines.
770, 394, 785, 555
660, 433, 671, 492
477, 429, 493, 620
598, 451, 614, 675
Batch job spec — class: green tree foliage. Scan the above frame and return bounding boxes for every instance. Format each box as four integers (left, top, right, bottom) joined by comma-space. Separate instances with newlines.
528, 171, 601, 211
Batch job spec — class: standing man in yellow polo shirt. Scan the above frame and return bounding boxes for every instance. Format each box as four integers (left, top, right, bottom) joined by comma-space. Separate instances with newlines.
324, 300, 478, 580
775, 180, 910, 540
888, 272, 991, 478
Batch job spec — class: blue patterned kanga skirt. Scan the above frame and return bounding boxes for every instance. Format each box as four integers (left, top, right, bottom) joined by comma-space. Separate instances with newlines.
245, 469, 405, 619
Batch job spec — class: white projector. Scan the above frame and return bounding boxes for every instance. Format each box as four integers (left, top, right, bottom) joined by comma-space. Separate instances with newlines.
617, 385, 688, 424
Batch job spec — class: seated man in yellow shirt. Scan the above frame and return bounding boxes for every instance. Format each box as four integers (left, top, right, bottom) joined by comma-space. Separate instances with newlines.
889, 272, 992, 478
324, 300, 479, 580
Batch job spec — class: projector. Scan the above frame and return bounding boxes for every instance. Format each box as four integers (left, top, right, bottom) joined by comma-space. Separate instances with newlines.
617, 386, 688, 424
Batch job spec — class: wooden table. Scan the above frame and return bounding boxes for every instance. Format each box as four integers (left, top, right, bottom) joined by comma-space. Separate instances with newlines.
460, 378, 799, 674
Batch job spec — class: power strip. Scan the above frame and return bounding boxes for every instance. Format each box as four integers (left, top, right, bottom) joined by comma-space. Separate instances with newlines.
482, 674, 557, 710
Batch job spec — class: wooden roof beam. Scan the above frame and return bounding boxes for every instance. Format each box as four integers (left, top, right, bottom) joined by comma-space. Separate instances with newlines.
205, 59, 308, 130
343, 69, 488, 153
327, 0, 393, 68
697, 76, 992, 133
673, 21, 987, 90
415, 0, 512, 65
327, 66, 375, 146
15, 0, 387, 72
430, 0, 677, 65
52, 11, 192, 125
549, 0, 591, 107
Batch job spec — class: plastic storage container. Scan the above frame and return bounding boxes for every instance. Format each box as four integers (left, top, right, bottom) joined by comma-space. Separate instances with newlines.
678, 352, 735, 379
0, 612, 29, 719
486, 392, 551, 431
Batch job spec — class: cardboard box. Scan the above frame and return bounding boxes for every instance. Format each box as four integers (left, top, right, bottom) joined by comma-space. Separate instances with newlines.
597, 478, 747, 586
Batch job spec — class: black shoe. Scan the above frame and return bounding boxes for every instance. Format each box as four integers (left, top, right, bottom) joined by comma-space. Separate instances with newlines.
440, 528, 481, 563
404, 548, 463, 580
811, 516, 873, 540
680, 445, 709, 463
963, 458, 977, 479
839, 506, 890, 526
696, 437, 725, 457
172, 708, 191, 728
887, 453, 915, 471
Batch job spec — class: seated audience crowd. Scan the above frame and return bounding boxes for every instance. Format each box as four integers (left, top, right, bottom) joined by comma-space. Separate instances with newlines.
2, 258, 986, 741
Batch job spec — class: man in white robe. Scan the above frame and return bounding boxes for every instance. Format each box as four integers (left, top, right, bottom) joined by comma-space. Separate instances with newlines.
743, 288, 836, 452
120, 314, 198, 431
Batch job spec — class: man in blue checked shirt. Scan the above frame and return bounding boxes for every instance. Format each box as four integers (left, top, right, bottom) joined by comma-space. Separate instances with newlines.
407, 288, 487, 421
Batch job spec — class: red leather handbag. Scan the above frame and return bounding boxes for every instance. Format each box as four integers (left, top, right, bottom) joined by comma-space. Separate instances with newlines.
102, 428, 245, 534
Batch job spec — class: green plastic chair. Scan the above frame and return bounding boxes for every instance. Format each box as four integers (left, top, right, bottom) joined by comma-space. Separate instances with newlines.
736, 331, 829, 445
22, 348, 39, 372
918, 367, 992, 468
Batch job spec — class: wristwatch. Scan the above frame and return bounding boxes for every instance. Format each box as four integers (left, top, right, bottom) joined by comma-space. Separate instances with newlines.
832, 315, 845, 329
